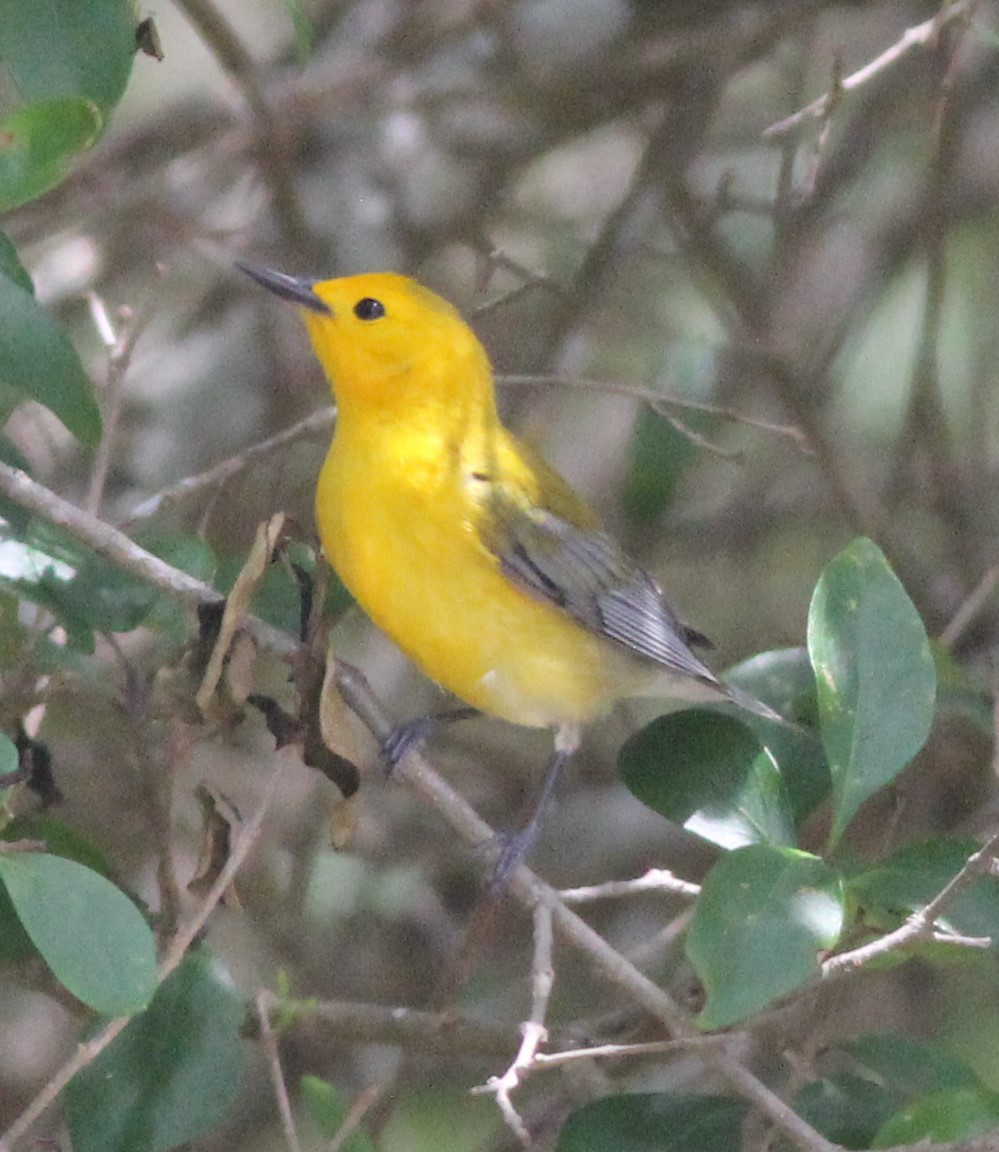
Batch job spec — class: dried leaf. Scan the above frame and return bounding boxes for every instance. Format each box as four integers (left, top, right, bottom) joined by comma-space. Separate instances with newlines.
196, 513, 285, 717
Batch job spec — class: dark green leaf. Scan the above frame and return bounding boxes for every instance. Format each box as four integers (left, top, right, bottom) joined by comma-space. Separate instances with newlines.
301, 1075, 377, 1152
0, 97, 103, 212
842, 1033, 981, 1098
849, 837, 999, 948
0, 435, 34, 531
622, 404, 701, 523
3, 815, 113, 877
0, 268, 101, 443
807, 537, 936, 846
795, 1074, 898, 1150
0, 852, 155, 1014
0, 232, 34, 293
0, 0, 135, 114
872, 1087, 999, 1147
686, 845, 845, 1028
620, 711, 795, 848
557, 1093, 746, 1152
724, 648, 830, 821
0, 729, 17, 780
66, 950, 245, 1152
53, 551, 161, 634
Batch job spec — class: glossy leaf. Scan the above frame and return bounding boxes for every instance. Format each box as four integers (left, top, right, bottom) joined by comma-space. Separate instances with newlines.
849, 837, 999, 948
0, 852, 155, 1015
0, 0, 135, 113
620, 711, 795, 848
66, 950, 245, 1152
557, 1093, 746, 1152
872, 1087, 999, 1147
686, 845, 845, 1029
807, 537, 936, 846
724, 648, 830, 820
0, 269, 101, 443
0, 97, 103, 212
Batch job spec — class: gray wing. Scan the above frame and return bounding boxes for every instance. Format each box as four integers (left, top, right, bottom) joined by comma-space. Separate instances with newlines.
483, 497, 719, 687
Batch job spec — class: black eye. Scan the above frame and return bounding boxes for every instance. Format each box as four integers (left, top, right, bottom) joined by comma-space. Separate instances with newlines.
353, 297, 385, 321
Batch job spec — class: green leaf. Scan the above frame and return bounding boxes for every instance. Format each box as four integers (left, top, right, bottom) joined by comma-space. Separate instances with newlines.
0, 231, 34, 293
842, 1033, 981, 1097
686, 845, 845, 1028
622, 405, 702, 523
807, 537, 936, 847
0, 852, 155, 1014
557, 1093, 746, 1152
51, 552, 159, 634
66, 950, 245, 1152
3, 815, 114, 877
872, 1087, 999, 1147
301, 1076, 377, 1152
0, 728, 18, 780
0, 0, 135, 114
0, 269, 102, 443
0, 97, 103, 212
620, 712, 795, 848
795, 1074, 898, 1150
849, 837, 999, 948
724, 648, 830, 821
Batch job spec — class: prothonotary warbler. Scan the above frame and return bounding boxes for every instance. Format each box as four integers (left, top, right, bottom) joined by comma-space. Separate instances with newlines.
238, 263, 788, 879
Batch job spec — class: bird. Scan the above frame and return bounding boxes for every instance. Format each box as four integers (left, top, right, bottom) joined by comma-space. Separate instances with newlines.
238, 262, 789, 881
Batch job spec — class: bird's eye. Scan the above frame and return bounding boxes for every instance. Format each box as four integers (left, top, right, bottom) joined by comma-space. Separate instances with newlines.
353, 297, 385, 321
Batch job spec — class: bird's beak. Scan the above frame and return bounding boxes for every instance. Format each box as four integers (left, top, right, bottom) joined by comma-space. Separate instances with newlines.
236, 262, 332, 315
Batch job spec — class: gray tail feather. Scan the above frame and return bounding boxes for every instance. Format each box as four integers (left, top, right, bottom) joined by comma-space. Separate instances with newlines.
721, 681, 803, 732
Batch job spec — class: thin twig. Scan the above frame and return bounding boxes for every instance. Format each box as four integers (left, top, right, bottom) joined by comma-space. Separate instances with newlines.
257, 990, 303, 1152
476, 901, 555, 1144
119, 407, 335, 527
172, 0, 315, 260
325, 1085, 381, 1152
763, 0, 976, 138
822, 830, 999, 976
0, 752, 290, 1152
254, 992, 517, 1057
559, 869, 701, 904
498, 375, 810, 452
527, 1032, 743, 1072
939, 562, 999, 648
85, 285, 158, 517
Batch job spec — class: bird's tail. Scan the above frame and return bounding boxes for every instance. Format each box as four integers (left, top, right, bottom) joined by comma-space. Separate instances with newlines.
721, 681, 803, 732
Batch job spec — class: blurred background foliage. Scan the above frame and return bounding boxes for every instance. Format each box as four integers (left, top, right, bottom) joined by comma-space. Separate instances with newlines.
1, 0, 999, 1149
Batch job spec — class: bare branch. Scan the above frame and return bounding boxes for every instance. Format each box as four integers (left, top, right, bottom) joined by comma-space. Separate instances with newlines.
763, 0, 978, 138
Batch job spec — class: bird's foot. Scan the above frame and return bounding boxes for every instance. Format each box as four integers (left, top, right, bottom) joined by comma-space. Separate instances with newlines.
486, 823, 542, 893
379, 706, 481, 774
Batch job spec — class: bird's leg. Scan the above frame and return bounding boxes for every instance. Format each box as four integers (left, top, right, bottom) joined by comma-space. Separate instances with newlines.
490, 724, 580, 890
380, 705, 481, 771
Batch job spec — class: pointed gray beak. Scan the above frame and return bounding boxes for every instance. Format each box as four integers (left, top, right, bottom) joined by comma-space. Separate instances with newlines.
236, 262, 331, 315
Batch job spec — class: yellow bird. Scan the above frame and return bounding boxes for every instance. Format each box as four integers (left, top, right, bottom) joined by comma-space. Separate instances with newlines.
239, 264, 786, 875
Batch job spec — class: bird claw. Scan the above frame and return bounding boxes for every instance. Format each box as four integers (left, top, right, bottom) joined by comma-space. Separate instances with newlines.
482, 824, 541, 893
379, 716, 438, 773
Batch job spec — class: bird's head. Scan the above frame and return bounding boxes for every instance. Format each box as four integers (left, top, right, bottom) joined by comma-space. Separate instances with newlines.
238, 264, 494, 421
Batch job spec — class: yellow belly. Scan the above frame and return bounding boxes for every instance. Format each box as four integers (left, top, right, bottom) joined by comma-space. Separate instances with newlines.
316, 445, 632, 730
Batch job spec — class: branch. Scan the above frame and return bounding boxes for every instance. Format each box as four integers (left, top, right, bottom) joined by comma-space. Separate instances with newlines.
559, 868, 701, 904
498, 373, 810, 453
172, 0, 316, 260
823, 831, 999, 977
763, 0, 977, 138
0, 463, 838, 1152
120, 407, 335, 527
